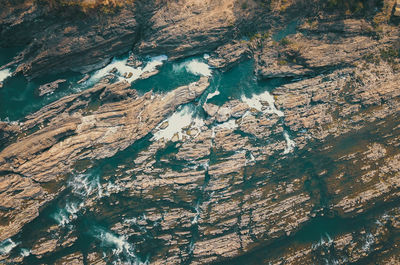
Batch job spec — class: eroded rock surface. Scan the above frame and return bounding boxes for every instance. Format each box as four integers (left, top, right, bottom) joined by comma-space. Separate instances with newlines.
0, 0, 258, 79
0, 76, 209, 242
38, 79, 67, 96
1, 0, 400, 264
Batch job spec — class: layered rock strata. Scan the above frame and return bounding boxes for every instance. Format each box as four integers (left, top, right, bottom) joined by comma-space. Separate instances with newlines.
1, 0, 400, 264
0, 76, 209, 243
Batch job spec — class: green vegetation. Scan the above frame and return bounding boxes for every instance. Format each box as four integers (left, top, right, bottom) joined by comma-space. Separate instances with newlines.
362, 53, 381, 64
279, 37, 291, 46
362, 44, 400, 70
250, 33, 261, 41
254, 0, 292, 12
277, 59, 288, 65
256, 0, 383, 14
49, 0, 134, 13
379, 46, 400, 63
326, 0, 366, 13
2, 0, 134, 14
373, 0, 395, 26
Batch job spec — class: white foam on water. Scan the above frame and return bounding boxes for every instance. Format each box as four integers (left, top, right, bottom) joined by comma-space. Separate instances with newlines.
89, 58, 134, 84
312, 236, 330, 250
52, 202, 83, 226
192, 203, 201, 224
324, 258, 340, 265
241, 91, 284, 117
210, 119, 238, 139
103, 233, 134, 256
20, 248, 30, 257
247, 152, 256, 165
325, 232, 333, 244
190, 117, 205, 138
65, 202, 81, 217
124, 215, 149, 233
211, 127, 216, 138
173, 59, 212, 77
283, 131, 296, 154
0, 239, 18, 255
124, 217, 138, 225
241, 94, 262, 111
89, 55, 167, 84
69, 173, 102, 198
188, 240, 195, 253
312, 233, 335, 251
381, 213, 390, 220
53, 210, 69, 226
95, 228, 147, 264
152, 106, 194, 141
362, 233, 375, 252
185, 60, 212, 76
201, 161, 209, 170
0, 119, 20, 127
206, 89, 220, 101
97, 180, 103, 198
141, 213, 147, 221
216, 119, 238, 130
141, 55, 168, 74
0, 68, 12, 83
105, 182, 124, 196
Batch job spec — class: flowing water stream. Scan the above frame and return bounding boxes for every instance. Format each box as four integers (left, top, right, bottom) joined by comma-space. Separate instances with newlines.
0, 49, 392, 264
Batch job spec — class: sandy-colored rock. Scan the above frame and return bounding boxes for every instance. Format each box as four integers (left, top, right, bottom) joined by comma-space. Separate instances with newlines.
0, 77, 209, 242
38, 79, 67, 96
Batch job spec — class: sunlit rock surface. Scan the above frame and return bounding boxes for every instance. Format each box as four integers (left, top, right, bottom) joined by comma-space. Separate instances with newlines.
1, 0, 400, 264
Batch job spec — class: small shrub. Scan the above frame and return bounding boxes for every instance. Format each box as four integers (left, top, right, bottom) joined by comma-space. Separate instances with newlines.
379, 46, 400, 64
262, 32, 270, 39
280, 37, 291, 46
278, 59, 288, 65
34, 0, 134, 14
326, 0, 374, 15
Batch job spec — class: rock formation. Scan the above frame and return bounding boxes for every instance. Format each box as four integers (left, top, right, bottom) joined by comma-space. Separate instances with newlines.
1, 0, 400, 264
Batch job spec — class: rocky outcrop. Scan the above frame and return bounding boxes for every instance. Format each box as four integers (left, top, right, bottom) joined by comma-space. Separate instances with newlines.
77, 15, 400, 265
203, 100, 250, 122
254, 19, 380, 79
0, 2, 140, 78
207, 41, 251, 70
136, 0, 240, 59
2, 1, 400, 265
0, 0, 259, 79
100, 103, 310, 264
0, 121, 20, 150
0, 76, 209, 242
21, 8, 139, 78
394, 0, 400, 16
38, 79, 67, 96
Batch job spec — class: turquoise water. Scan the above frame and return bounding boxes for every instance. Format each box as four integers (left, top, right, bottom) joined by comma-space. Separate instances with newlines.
0, 54, 285, 121
132, 59, 200, 94
0, 72, 89, 121
0, 47, 22, 66
0, 53, 393, 264
272, 19, 299, 42
0, 47, 92, 121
